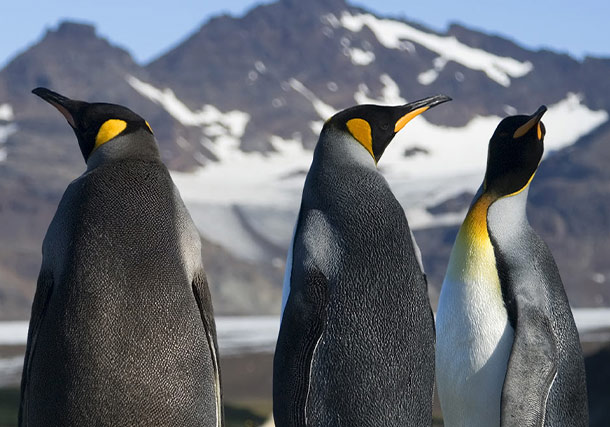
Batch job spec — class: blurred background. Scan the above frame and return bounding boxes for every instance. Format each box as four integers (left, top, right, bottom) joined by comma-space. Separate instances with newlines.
1, 0, 610, 425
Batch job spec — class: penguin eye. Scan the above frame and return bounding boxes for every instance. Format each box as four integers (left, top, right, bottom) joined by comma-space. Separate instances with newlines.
380, 123, 390, 131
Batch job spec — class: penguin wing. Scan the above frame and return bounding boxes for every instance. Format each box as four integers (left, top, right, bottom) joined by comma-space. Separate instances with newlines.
191, 270, 224, 427
19, 266, 55, 422
273, 264, 328, 426
500, 293, 558, 427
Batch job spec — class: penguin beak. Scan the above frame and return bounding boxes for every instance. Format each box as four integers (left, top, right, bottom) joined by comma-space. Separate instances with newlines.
513, 105, 547, 139
394, 94, 452, 133
32, 87, 81, 128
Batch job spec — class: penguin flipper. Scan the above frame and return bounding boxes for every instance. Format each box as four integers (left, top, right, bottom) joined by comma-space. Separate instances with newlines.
273, 266, 328, 426
19, 266, 54, 425
191, 270, 224, 427
500, 294, 558, 427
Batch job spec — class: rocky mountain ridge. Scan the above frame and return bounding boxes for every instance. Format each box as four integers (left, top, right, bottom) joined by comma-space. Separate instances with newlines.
1, 0, 609, 319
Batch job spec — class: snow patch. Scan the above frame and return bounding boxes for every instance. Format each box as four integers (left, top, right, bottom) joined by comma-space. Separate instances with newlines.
592, 273, 606, 284
348, 47, 375, 65
0, 104, 14, 121
340, 12, 533, 87
0, 123, 17, 162
541, 93, 608, 151
573, 309, 610, 333
417, 69, 439, 86
171, 134, 312, 208
171, 134, 311, 260
254, 61, 266, 73
127, 75, 250, 136
354, 74, 406, 105
288, 78, 336, 120
418, 57, 448, 85
310, 121, 325, 135
321, 13, 341, 29
216, 316, 280, 355
127, 75, 250, 159
0, 322, 28, 345
504, 105, 518, 115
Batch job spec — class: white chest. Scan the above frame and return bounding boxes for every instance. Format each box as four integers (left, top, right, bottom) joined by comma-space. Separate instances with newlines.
435, 195, 514, 427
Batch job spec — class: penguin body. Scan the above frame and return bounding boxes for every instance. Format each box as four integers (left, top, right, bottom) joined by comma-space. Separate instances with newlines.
20, 89, 222, 427
274, 95, 450, 426
436, 107, 588, 427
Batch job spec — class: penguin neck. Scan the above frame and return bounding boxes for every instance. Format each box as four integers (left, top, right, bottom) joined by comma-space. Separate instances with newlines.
461, 192, 494, 250
445, 190, 501, 292
313, 127, 378, 172
86, 130, 160, 171
487, 185, 531, 245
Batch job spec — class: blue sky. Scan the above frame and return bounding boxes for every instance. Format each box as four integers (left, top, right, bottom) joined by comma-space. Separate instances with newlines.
2, 0, 609, 68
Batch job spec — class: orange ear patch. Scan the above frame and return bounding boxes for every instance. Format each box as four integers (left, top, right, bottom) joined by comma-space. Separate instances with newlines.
346, 118, 374, 159
94, 119, 127, 152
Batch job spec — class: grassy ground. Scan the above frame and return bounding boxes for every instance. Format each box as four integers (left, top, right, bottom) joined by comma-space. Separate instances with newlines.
0, 388, 18, 427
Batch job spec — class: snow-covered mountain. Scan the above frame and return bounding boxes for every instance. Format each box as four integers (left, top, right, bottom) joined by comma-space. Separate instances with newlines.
1, 0, 610, 318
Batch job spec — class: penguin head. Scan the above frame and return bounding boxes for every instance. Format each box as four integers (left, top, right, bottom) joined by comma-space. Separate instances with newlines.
484, 106, 547, 198
32, 87, 155, 162
324, 94, 451, 164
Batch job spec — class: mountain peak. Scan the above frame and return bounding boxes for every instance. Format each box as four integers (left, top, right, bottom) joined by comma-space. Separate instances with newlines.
277, 0, 348, 13
52, 21, 97, 39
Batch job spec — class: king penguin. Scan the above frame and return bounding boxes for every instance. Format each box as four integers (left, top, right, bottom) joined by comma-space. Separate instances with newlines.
19, 88, 222, 427
273, 94, 451, 426
435, 106, 588, 427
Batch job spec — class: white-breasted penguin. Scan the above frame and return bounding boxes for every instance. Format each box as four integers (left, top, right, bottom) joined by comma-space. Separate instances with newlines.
436, 106, 588, 427
20, 88, 222, 427
273, 95, 451, 426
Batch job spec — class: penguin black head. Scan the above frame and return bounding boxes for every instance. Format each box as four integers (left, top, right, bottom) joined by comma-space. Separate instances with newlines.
484, 106, 547, 198
32, 87, 154, 162
325, 94, 451, 164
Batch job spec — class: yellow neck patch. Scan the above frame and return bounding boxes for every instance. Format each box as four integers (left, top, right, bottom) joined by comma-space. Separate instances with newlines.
394, 106, 429, 132
346, 118, 374, 159
145, 121, 154, 134
94, 119, 127, 152
461, 193, 493, 249
446, 193, 501, 295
